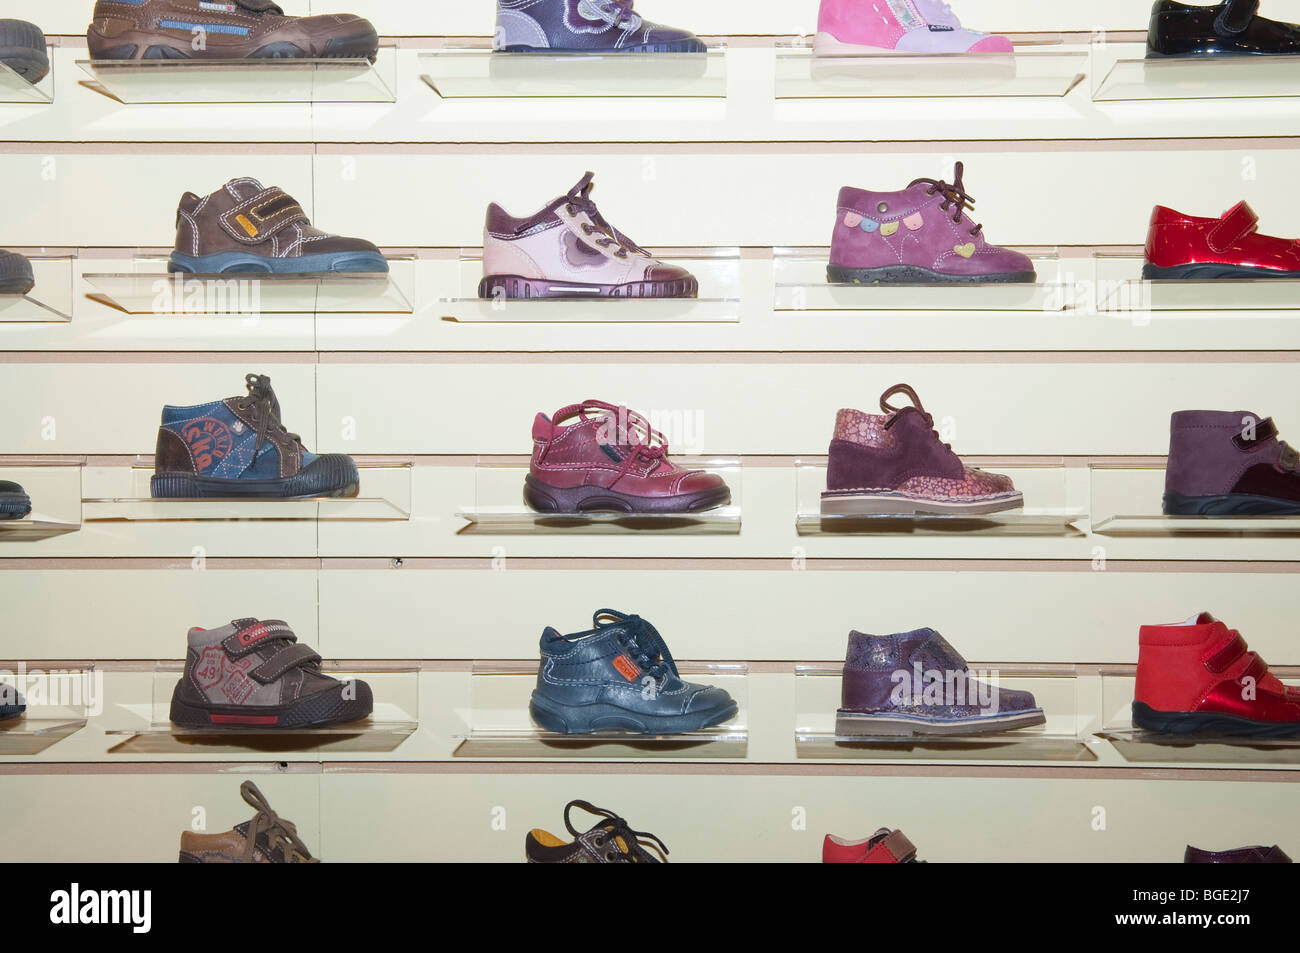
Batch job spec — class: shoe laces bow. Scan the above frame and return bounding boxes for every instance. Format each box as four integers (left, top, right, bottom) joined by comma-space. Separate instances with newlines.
908, 161, 984, 238
564, 799, 669, 862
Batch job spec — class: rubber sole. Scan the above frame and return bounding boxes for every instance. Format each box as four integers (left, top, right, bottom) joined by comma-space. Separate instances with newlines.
169, 249, 389, 276
821, 490, 1024, 516
0, 19, 48, 84
151, 454, 360, 500
0, 250, 34, 296
530, 692, 738, 735
524, 473, 730, 514
88, 26, 379, 63
836, 708, 1046, 737
170, 679, 373, 729
829, 264, 1036, 285
1163, 490, 1300, 516
499, 39, 707, 54
0, 491, 32, 521
480, 273, 698, 300
1132, 701, 1300, 738
1142, 262, 1300, 280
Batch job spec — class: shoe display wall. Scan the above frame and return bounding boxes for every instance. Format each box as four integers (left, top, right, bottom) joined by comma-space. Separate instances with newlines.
1, 0, 1299, 882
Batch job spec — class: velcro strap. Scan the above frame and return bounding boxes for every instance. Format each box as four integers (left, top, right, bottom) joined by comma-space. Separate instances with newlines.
218, 186, 308, 246
1207, 200, 1259, 253
1233, 417, 1278, 451
866, 830, 916, 863
222, 619, 296, 658
1203, 633, 1248, 673
1216, 0, 1259, 35
251, 643, 321, 684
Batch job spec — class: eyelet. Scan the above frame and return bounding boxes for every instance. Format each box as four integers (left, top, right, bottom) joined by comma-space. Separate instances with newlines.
592, 834, 605, 848
604, 852, 619, 862
877, 202, 889, 213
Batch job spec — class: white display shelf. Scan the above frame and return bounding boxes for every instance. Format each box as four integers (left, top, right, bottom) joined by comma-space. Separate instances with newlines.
1093, 54, 1300, 102
1098, 729, 1300, 766
0, 518, 81, 541
1089, 465, 1300, 538
0, 47, 54, 103
105, 663, 417, 755
0, 257, 75, 323
83, 263, 413, 315
454, 661, 748, 759
1093, 255, 1300, 312
76, 55, 395, 104
419, 47, 726, 99
0, 666, 94, 757
773, 45, 1086, 99
773, 252, 1066, 312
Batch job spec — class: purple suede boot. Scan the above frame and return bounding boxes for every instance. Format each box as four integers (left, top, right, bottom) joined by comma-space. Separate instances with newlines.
829, 162, 1034, 284
837, 628, 1044, 737
1184, 844, 1292, 864
822, 383, 1022, 516
1164, 409, 1300, 515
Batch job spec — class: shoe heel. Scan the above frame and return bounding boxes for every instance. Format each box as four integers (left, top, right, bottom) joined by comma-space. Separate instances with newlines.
150, 473, 201, 499
168, 694, 212, 727
529, 695, 578, 734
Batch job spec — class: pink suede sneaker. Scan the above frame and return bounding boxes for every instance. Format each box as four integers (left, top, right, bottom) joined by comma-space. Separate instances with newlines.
814, 0, 1014, 55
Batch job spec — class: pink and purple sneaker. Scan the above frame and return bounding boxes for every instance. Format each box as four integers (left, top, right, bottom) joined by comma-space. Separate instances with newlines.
814, 0, 1014, 55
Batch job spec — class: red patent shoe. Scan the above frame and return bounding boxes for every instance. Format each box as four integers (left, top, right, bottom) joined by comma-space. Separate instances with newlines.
1143, 201, 1300, 279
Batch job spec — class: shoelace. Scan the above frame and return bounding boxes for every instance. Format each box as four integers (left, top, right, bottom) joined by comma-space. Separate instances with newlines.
238, 781, 317, 863
591, 0, 638, 29
560, 173, 646, 260
236, 373, 303, 456
908, 161, 983, 238
564, 799, 669, 863
593, 608, 680, 684
879, 383, 957, 454
573, 399, 671, 481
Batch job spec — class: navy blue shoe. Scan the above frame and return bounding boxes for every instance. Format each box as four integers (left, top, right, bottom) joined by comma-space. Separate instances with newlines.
0, 480, 31, 520
530, 609, 738, 734
151, 373, 360, 500
494, 0, 707, 53
0, 683, 25, 722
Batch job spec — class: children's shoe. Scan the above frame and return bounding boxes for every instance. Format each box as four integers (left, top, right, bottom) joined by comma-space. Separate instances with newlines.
169, 177, 387, 275
178, 781, 318, 863
824, 829, 922, 863
480, 172, 697, 300
1185, 844, 1292, 863
527, 399, 730, 513
170, 618, 372, 728
1148, 0, 1300, 57
830, 162, 1034, 284
530, 609, 738, 734
494, 0, 706, 53
1144, 202, 1300, 279
1134, 612, 1300, 737
151, 373, 360, 499
822, 384, 1022, 516
526, 800, 668, 863
0, 250, 34, 295
0, 481, 31, 521
0, 20, 48, 84
837, 627, 1044, 736
1163, 409, 1300, 515
814, 0, 1013, 55
88, 0, 378, 62
0, 682, 26, 722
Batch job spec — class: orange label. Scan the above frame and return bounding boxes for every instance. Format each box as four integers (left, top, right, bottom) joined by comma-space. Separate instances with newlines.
235, 214, 258, 238
612, 654, 641, 682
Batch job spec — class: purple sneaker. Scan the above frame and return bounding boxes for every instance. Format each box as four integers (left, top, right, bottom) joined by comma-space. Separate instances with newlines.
479, 172, 698, 300
829, 162, 1035, 284
837, 628, 1044, 736
1164, 409, 1300, 515
494, 0, 706, 53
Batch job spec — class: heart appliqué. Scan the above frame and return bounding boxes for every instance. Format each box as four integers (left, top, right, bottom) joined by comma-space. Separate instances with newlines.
880, 221, 899, 237
903, 212, 925, 230
953, 243, 976, 258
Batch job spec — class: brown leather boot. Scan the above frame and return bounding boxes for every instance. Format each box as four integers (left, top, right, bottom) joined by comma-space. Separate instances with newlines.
179, 781, 318, 863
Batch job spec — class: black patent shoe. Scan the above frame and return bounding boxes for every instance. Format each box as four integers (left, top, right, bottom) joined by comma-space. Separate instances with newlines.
1148, 0, 1300, 56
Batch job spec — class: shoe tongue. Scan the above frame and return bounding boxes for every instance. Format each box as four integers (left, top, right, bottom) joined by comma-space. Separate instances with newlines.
223, 177, 266, 202
911, 0, 960, 27
233, 0, 284, 13
1191, 611, 1218, 626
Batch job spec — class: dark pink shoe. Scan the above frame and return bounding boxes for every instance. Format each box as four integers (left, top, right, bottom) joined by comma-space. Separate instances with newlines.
527, 400, 730, 514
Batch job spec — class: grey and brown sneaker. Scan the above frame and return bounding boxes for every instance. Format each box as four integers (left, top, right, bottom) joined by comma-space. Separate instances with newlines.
525, 800, 669, 863
179, 781, 318, 863
169, 178, 387, 275
88, 0, 379, 62
0, 20, 48, 84
169, 618, 373, 728
0, 250, 34, 295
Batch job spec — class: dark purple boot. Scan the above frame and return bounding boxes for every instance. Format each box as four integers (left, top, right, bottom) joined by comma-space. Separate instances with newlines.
1164, 409, 1300, 515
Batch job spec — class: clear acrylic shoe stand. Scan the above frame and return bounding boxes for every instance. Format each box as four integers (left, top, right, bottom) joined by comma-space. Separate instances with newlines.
75, 54, 396, 104
440, 251, 740, 324
1096, 672, 1300, 767
795, 463, 1086, 537
452, 661, 748, 759
0, 256, 75, 323
0, 463, 84, 543
104, 662, 418, 755
82, 258, 414, 315
456, 458, 742, 535
794, 665, 1097, 763
419, 42, 727, 99
0, 48, 54, 103
1091, 51, 1300, 102
772, 41, 1086, 99
0, 665, 94, 756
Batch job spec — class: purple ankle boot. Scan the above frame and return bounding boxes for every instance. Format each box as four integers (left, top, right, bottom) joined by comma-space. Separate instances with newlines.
1164, 409, 1300, 515
829, 162, 1034, 284
837, 628, 1044, 736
